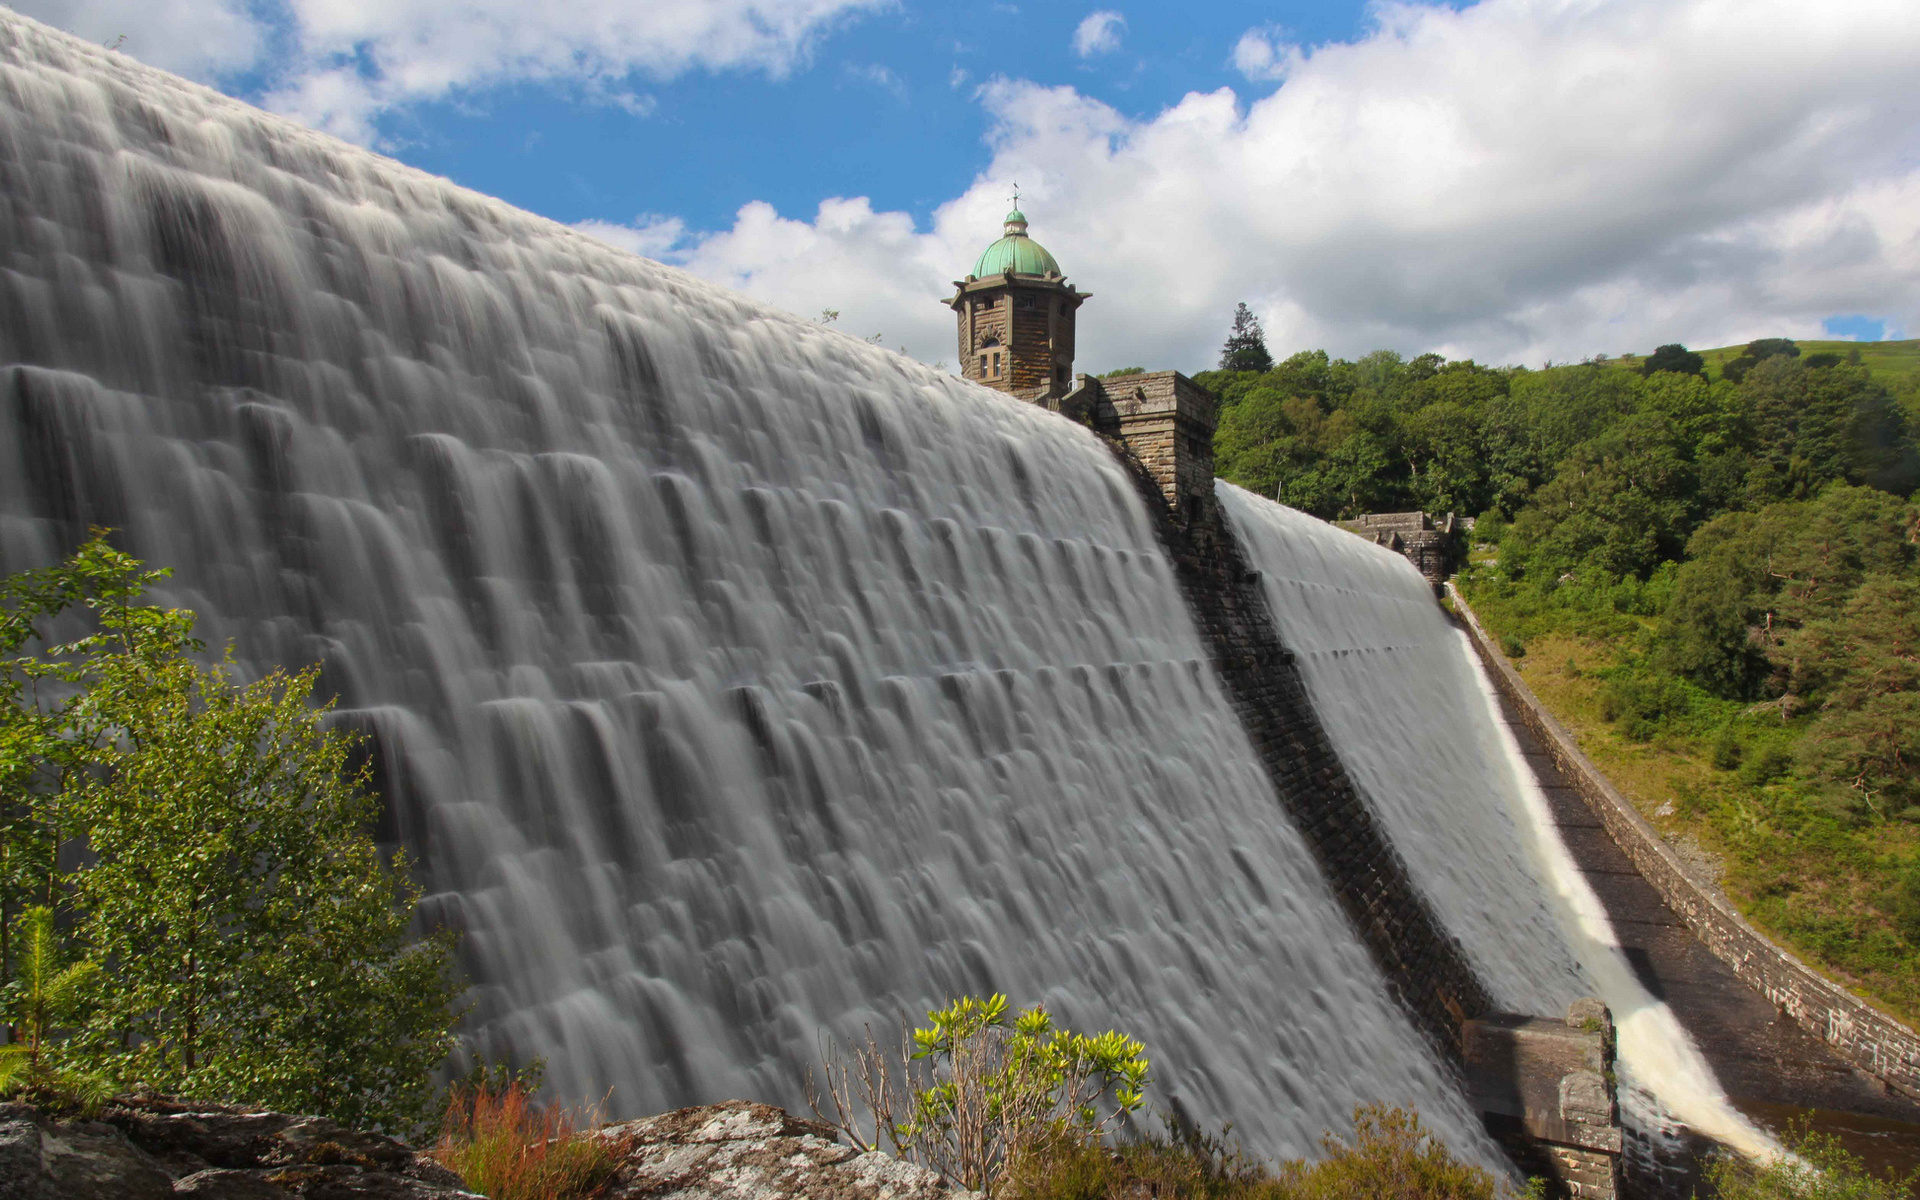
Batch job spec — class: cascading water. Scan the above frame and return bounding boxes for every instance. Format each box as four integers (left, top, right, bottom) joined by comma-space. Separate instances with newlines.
1214, 482, 1776, 1165
0, 10, 1501, 1164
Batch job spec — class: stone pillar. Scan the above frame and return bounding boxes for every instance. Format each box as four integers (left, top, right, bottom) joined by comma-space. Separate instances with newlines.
1084, 371, 1217, 520
1463, 998, 1622, 1199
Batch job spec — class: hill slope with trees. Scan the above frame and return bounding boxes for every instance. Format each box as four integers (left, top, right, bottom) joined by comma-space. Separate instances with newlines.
1193, 312, 1920, 1026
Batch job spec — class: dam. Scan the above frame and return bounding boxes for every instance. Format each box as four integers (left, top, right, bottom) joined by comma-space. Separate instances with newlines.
0, 8, 1894, 1193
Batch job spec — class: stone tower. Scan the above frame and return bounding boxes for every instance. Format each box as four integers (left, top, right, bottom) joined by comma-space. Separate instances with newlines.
949, 206, 1217, 522
946, 210, 1088, 401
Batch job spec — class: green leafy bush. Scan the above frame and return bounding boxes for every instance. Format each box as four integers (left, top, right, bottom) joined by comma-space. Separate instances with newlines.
1274, 1105, 1502, 1200
814, 994, 1149, 1194
1597, 669, 1696, 742
1, 535, 460, 1134
1705, 1123, 1919, 1199
1001, 1105, 1515, 1200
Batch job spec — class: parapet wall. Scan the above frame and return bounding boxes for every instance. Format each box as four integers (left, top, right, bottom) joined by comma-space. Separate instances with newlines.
1450, 585, 1920, 1101
1096, 437, 1491, 1057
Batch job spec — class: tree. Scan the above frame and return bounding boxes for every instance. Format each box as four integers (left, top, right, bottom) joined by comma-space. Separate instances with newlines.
1, 536, 460, 1133
1741, 358, 1920, 502
1787, 577, 1920, 816
1745, 337, 1801, 362
1660, 486, 1918, 699
1641, 343, 1704, 377
1504, 412, 1695, 581
1218, 302, 1273, 373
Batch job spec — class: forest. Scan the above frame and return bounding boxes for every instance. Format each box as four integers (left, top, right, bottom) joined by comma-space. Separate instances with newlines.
1192, 315, 1920, 1025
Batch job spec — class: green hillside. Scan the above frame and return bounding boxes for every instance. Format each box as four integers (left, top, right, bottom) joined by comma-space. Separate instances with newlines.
1618, 338, 1920, 384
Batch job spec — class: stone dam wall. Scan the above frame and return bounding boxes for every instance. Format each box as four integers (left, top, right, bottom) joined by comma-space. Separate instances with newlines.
1103, 438, 1494, 1058
1451, 584, 1920, 1102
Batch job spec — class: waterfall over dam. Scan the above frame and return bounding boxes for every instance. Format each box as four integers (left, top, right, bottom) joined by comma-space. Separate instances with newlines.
1215, 485, 1772, 1165
0, 10, 1488, 1159
0, 6, 1764, 1173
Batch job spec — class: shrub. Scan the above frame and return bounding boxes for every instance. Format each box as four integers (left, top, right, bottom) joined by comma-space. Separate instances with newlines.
1001, 1120, 1272, 1200
433, 1081, 622, 1200
1274, 1105, 1501, 1200
1598, 670, 1694, 741
1713, 728, 1745, 771
1739, 744, 1796, 788
813, 995, 1149, 1195
0, 907, 110, 1113
1001, 1107, 1522, 1200
1705, 1123, 1918, 1198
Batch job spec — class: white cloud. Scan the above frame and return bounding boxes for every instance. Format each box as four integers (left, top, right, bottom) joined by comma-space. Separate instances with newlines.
21, 0, 887, 143
575, 215, 689, 260
1230, 27, 1295, 83
589, 196, 979, 365
13, 0, 263, 78
1072, 11, 1125, 58
605, 0, 1920, 371
847, 61, 906, 99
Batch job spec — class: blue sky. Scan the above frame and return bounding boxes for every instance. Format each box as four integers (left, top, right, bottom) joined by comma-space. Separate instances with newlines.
21, 0, 1920, 373
382, 3, 1388, 235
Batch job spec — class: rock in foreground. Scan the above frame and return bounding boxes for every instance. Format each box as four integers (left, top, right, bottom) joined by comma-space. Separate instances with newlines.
594, 1101, 978, 1200
0, 1096, 974, 1200
0, 1095, 478, 1199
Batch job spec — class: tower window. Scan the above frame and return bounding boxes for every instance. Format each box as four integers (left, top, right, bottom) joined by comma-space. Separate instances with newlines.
991, 351, 1002, 376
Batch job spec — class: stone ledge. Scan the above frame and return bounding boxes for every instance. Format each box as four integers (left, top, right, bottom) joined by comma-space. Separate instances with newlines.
1450, 583, 1920, 1104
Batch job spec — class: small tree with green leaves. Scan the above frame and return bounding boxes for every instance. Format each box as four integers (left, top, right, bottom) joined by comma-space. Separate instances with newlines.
813, 994, 1150, 1195
1, 534, 460, 1134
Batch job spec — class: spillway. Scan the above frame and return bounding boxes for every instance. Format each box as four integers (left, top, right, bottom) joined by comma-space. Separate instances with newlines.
1215, 483, 1775, 1169
0, 10, 1502, 1163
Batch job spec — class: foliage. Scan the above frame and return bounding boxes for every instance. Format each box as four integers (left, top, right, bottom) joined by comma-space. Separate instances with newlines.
1704, 1121, 1920, 1199
1642, 343, 1705, 377
1273, 1105, 1502, 1200
813, 994, 1149, 1195
433, 1079, 622, 1200
0, 906, 110, 1112
1000, 1106, 1518, 1200
1788, 577, 1920, 815
1460, 563, 1920, 1025
1747, 338, 1803, 363
1219, 303, 1274, 374
0, 535, 460, 1135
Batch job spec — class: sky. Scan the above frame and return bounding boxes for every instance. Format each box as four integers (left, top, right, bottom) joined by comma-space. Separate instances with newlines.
18, 0, 1920, 376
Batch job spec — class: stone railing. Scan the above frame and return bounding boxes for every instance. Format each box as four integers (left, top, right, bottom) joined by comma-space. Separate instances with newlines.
1449, 584, 1920, 1102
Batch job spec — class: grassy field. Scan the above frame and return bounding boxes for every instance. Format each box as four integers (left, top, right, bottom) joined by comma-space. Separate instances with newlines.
1615, 338, 1920, 384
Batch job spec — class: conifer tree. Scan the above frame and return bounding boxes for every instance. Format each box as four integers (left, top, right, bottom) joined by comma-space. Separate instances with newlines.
1219, 302, 1274, 373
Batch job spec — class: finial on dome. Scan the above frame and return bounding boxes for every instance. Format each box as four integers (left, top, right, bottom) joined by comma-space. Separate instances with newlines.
1003, 210, 1029, 236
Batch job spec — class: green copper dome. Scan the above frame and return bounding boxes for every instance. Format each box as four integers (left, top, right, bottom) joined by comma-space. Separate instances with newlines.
972, 210, 1062, 277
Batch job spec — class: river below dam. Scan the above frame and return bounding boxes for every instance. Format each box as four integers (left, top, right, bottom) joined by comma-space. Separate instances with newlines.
0, 5, 1792, 1182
